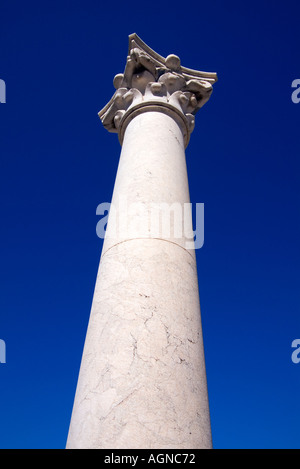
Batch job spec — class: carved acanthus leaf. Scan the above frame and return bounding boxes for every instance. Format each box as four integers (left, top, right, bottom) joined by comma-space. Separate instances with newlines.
99, 34, 217, 135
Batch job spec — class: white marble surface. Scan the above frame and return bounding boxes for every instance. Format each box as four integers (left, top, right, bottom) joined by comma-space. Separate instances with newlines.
103, 111, 193, 253
67, 34, 216, 449
67, 239, 211, 449
67, 111, 212, 449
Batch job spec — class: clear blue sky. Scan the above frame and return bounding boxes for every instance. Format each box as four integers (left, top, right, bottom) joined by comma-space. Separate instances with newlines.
0, 0, 299, 449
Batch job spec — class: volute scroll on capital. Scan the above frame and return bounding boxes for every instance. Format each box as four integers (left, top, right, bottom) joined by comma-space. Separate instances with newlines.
99, 33, 217, 147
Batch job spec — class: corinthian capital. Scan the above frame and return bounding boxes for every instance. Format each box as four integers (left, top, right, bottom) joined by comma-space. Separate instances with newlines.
99, 33, 217, 147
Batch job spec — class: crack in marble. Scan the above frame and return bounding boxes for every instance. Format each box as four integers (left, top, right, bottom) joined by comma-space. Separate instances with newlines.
102, 237, 194, 259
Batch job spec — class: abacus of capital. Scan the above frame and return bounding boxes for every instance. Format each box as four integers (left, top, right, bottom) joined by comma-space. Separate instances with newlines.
66, 34, 217, 449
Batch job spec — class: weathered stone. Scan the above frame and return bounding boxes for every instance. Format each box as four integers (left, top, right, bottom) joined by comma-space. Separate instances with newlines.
66, 33, 217, 449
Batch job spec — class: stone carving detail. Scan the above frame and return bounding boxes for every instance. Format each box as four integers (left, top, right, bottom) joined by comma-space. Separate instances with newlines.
99, 34, 217, 141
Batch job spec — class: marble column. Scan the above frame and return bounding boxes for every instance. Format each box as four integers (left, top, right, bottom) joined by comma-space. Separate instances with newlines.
66, 33, 217, 449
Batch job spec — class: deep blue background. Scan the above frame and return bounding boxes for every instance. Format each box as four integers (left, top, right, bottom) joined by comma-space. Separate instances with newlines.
0, 0, 299, 449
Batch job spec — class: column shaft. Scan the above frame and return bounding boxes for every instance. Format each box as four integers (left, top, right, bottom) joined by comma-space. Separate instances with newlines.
66, 111, 212, 449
